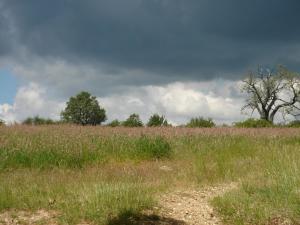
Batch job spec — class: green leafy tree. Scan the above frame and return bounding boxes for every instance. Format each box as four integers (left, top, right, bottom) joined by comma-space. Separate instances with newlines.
23, 116, 55, 125
23, 117, 33, 125
122, 114, 143, 127
107, 119, 121, 127
61, 91, 106, 125
147, 114, 169, 127
186, 117, 215, 128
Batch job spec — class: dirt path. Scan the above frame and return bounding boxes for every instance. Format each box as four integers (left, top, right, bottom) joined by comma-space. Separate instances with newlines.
156, 183, 238, 225
0, 210, 58, 225
0, 184, 237, 225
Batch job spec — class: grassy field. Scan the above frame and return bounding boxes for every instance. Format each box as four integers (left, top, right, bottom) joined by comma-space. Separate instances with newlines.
0, 125, 300, 224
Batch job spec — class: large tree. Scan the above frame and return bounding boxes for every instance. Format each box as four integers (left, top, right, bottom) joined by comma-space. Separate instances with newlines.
61, 91, 106, 125
241, 66, 300, 122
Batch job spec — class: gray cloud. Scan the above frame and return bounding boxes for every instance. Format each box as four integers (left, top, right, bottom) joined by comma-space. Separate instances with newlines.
1, 0, 300, 85
0, 2, 13, 55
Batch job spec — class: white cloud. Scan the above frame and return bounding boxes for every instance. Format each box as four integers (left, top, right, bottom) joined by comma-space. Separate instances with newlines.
100, 81, 246, 125
1, 80, 247, 125
0, 83, 65, 124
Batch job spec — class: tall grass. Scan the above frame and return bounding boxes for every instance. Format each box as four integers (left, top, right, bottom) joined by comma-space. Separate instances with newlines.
0, 125, 300, 224
211, 138, 300, 225
0, 169, 156, 224
0, 131, 172, 169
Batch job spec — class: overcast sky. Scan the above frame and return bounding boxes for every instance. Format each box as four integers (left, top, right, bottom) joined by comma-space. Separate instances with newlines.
1, 0, 300, 124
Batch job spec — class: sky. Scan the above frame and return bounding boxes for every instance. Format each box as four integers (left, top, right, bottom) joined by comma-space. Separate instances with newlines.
1, 0, 300, 124
0, 69, 17, 104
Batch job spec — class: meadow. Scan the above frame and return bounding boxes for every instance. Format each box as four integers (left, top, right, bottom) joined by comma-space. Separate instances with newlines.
0, 125, 300, 225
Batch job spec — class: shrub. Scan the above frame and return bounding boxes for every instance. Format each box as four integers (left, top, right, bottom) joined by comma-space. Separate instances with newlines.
107, 119, 121, 127
287, 120, 300, 128
22, 116, 55, 125
234, 118, 273, 128
186, 117, 215, 128
0, 119, 4, 126
122, 114, 143, 127
135, 136, 172, 159
147, 114, 169, 127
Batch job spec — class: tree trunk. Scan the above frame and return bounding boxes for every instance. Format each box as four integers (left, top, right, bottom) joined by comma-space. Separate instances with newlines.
260, 111, 272, 122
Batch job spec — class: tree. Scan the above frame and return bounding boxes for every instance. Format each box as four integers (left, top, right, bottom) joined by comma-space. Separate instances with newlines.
242, 66, 300, 122
23, 116, 55, 125
147, 114, 169, 127
107, 119, 120, 127
186, 117, 215, 128
0, 119, 4, 126
122, 114, 143, 127
61, 91, 106, 125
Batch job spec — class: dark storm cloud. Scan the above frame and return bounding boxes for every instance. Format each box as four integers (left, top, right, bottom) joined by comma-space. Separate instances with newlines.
1, 0, 300, 81
0, 2, 13, 55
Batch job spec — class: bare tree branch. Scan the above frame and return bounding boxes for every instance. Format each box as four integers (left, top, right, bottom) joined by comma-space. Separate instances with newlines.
241, 65, 300, 122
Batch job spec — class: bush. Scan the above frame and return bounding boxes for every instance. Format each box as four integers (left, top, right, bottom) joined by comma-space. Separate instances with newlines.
122, 114, 143, 127
287, 120, 300, 128
147, 114, 169, 127
186, 117, 215, 128
107, 119, 121, 127
0, 119, 4, 126
23, 116, 55, 125
135, 136, 172, 159
234, 118, 273, 128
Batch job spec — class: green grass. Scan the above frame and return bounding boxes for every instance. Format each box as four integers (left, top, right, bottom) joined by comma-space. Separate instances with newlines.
0, 133, 172, 169
0, 169, 156, 224
0, 126, 300, 224
212, 142, 300, 225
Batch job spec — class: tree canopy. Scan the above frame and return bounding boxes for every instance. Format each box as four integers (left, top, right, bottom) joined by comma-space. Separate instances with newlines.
242, 66, 300, 122
23, 116, 55, 125
147, 114, 169, 127
107, 119, 121, 127
186, 117, 215, 128
122, 114, 143, 127
61, 91, 106, 125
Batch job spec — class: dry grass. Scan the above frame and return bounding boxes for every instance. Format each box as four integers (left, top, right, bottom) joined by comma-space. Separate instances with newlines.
0, 125, 300, 224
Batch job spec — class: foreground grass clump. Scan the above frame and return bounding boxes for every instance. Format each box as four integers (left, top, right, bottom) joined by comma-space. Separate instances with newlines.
210, 138, 300, 225
0, 168, 156, 225
0, 128, 172, 169
135, 135, 172, 159
192, 136, 259, 183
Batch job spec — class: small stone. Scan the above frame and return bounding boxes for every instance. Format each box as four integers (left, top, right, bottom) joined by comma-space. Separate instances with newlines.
159, 165, 173, 172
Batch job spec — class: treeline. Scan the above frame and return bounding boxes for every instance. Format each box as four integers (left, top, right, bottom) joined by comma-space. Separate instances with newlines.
19, 114, 215, 127
1, 90, 299, 128
9, 115, 300, 128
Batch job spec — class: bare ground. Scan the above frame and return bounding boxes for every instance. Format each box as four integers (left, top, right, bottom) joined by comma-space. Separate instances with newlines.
156, 183, 238, 225
0, 210, 58, 225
